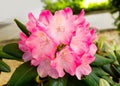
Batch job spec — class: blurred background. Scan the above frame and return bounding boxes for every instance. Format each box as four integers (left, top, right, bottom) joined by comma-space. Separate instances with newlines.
0, 0, 119, 41
0, 0, 44, 22
0, 0, 44, 42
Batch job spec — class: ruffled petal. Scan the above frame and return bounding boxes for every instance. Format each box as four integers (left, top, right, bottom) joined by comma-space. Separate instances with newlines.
18, 32, 28, 52
39, 10, 53, 27
37, 58, 59, 78
51, 46, 76, 77
26, 13, 37, 32
73, 9, 85, 26
75, 64, 92, 80
63, 7, 73, 18
46, 9, 75, 44
26, 30, 57, 59
22, 51, 32, 62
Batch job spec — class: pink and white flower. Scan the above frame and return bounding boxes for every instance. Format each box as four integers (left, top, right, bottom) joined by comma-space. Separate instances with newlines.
51, 46, 77, 77
19, 7, 97, 79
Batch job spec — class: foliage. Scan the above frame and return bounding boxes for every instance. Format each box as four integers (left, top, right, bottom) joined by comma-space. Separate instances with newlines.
42, 0, 83, 14
0, 46, 11, 74
0, 19, 120, 86
84, 2, 110, 13
110, 0, 120, 30
42, 0, 111, 14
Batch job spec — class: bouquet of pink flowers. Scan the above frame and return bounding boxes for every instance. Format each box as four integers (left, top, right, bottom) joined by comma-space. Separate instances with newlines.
0, 7, 120, 86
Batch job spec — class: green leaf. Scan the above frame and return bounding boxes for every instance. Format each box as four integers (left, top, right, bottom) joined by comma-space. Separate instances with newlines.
97, 36, 106, 52
67, 72, 99, 86
91, 54, 114, 66
99, 78, 110, 86
114, 51, 120, 64
105, 53, 115, 61
0, 59, 11, 72
92, 67, 109, 77
7, 62, 38, 86
0, 49, 21, 60
3, 43, 23, 60
83, 72, 99, 86
67, 75, 88, 86
101, 76, 115, 86
49, 76, 67, 86
114, 83, 120, 86
14, 19, 30, 36
102, 64, 117, 78
111, 64, 120, 77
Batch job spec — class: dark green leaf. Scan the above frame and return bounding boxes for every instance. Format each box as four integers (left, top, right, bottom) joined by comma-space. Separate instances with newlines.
49, 76, 67, 86
67, 75, 88, 86
114, 51, 120, 64
91, 54, 114, 66
111, 64, 120, 77
3, 43, 23, 60
92, 67, 109, 77
0, 49, 21, 60
14, 19, 30, 36
7, 62, 37, 86
83, 72, 99, 86
0, 59, 10, 72
102, 64, 117, 78
105, 53, 115, 61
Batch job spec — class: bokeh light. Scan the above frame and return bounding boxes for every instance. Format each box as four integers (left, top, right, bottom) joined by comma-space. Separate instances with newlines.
83, 0, 109, 8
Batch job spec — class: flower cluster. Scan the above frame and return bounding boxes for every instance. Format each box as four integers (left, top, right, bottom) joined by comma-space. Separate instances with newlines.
19, 7, 97, 79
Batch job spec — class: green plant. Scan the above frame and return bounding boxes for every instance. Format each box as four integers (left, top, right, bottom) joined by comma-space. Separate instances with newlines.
0, 46, 11, 74
110, 0, 120, 30
42, 0, 83, 14
42, 0, 111, 14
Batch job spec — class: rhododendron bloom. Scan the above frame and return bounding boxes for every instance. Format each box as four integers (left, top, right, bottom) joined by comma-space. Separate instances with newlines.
19, 32, 32, 62
19, 7, 97, 80
51, 46, 77, 77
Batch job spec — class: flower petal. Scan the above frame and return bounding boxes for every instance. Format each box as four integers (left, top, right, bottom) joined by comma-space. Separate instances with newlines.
75, 64, 92, 80
63, 7, 73, 18
18, 32, 28, 52
26, 13, 37, 32
73, 9, 85, 26
39, 10, 53, 27
51, 46, 77, 77
47, 9, 75, 44
37, 58, 59, 78
22, 51, 32, 62
26, 30, 57, 60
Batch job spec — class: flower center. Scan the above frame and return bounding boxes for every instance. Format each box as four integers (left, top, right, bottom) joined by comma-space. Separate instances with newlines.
56, 44, 66, 52
56, 25, 65, 32
54, 44, 66, 58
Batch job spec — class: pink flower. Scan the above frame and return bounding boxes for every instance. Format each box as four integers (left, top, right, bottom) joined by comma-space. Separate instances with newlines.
26, 13, 37, 32
70, 24, 96, 55
70, 21, 97, 79
37, 58, 59, 78
45, 8, 75, 44
25, 30, 57, 66
19, 7, 97, 79
73, 9, 86, 27
51, 46, 77, 77
18, 32, 32, 62
27, 7, 76, 45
